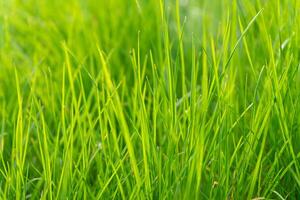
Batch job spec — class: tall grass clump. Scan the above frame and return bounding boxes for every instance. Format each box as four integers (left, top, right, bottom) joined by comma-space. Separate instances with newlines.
0, 0, 300, 199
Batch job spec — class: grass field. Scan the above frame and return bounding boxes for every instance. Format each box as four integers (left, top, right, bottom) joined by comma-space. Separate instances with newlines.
0, 0, 300, 199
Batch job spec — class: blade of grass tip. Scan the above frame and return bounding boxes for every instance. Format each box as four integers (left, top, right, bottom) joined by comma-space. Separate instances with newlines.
210, 37, 221, 97
14, 68, 23, 200
55, 62, 67, 197
149, 50, 160, 183
63, 43, 78, 109
135, 0, 142, 14
158, 0, 164, 23
176, 0, 187, 100
34, 97, 53, 200
135, 35, 151, 195
185, 42, 199, 196
61, 56, 66, 138
221, 9, 264, 79
159, 0, 176, 143
201, 26, 208, 113
21, 100, 31, 187
238, 16, 256, 77
97, 47, 142, 188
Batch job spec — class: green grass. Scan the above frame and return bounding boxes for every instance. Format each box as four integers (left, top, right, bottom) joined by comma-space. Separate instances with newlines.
0, 0, 300, 199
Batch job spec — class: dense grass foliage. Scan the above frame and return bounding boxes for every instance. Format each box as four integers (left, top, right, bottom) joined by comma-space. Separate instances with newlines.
0, 0, 300, 199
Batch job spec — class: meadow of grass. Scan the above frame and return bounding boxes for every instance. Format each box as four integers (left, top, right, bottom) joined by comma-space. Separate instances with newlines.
0, 0, 300, 199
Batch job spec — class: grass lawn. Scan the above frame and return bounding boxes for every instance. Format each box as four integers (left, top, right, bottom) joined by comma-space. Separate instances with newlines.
0, 0, 300, 199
